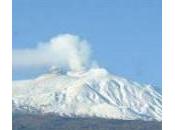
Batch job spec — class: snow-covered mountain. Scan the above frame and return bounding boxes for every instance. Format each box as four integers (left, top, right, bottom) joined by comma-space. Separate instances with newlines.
12, 68, 162, 121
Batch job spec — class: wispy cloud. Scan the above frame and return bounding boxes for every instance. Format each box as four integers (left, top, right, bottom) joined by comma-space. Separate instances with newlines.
13, 34, 93, 71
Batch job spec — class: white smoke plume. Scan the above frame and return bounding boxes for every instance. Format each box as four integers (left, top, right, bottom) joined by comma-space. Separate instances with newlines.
13, 34, 92, 71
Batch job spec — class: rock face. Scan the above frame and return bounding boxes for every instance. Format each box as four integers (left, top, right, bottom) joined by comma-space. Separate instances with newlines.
13, 68, 162, 121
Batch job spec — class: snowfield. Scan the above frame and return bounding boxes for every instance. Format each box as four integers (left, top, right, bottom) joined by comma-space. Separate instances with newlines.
13, 68, 162, 121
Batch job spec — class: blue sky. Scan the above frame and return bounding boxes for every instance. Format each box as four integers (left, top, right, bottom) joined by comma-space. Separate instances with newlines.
13, 0, 162, 87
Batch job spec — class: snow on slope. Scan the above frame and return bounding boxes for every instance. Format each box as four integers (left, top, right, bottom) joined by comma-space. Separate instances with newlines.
12, 68, 162, 121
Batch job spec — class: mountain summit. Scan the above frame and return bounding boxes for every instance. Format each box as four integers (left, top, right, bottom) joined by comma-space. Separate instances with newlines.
13, 68, 162, 121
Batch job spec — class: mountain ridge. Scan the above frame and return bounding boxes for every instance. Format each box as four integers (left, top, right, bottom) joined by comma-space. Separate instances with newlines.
13, 68, 162, 121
